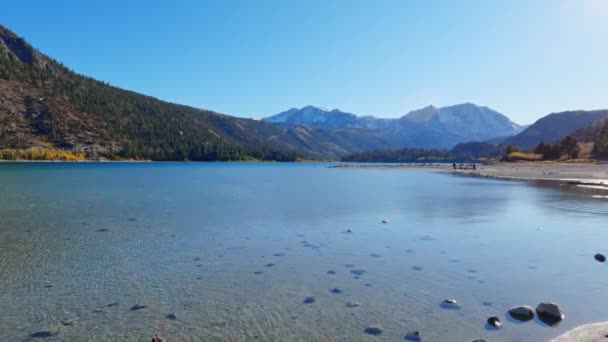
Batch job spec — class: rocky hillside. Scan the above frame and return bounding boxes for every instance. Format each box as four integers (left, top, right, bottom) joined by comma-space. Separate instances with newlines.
0, 25, 399, 160
502, 110, 608, 150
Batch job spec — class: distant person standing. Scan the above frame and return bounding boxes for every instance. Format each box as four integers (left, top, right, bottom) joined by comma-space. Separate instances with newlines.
472, 163, 477, 172
452, 162, 457, 172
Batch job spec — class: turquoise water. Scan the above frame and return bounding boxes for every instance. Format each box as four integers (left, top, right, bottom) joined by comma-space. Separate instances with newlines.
1, 162, 608, 341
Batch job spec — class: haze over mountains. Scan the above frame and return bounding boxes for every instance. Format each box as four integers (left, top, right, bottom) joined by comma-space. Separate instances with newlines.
1, 23, 607, 161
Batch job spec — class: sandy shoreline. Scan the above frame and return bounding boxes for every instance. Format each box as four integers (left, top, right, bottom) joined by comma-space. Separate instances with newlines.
552, 321, 608, 341
333, 162, 608, 196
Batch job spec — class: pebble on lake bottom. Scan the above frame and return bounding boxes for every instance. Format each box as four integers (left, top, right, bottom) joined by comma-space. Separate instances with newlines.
327, 270, 336, 275
405, 330, 421, 341
329, 288, 343, 294
303, 297, 316, 304
594, 253, 606, 262
508, 305, 535, 322
350, 269, 366, 276
151, 334, 167, 342
130, 304, 147, 311
30, 331, 58, 338
364, 324, 384, 335
166, 313, 177, 320
346, 301, 360, 308
487, 316, 502, 328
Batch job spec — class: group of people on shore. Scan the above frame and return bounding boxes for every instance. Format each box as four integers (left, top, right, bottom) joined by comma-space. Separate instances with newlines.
452, 162, 476, 172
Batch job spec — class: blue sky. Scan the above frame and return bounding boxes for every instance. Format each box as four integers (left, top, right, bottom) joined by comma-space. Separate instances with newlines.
2, 0, 607, 124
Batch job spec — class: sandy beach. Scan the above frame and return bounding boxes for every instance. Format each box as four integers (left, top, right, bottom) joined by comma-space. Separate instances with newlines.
334, 162, 608, 196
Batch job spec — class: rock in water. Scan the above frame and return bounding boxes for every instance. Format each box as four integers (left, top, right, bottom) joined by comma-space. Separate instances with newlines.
487, 316, 502, 328
471, 340, 487, 342
303, 296, 316, 304
444, 299, 457, 304
405, 330, 421, 341
595, 253, 606, 262
382, 219, 389, 224
166, 313, 177, 320
536, 302, 564, 326
346, 301, 360, 308
364, 324, 383, 335
508, 305, 535, 322
151, 335, 167, 342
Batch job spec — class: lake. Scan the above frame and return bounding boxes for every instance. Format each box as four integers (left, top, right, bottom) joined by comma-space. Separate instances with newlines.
1, 162, 607, 341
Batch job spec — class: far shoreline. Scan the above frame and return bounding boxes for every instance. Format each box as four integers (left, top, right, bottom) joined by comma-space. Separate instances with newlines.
332, 161, 608, 197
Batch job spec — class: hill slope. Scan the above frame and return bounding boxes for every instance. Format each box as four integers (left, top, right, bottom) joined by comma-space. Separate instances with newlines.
0, 25, 399, 160
502, 110, 608, 150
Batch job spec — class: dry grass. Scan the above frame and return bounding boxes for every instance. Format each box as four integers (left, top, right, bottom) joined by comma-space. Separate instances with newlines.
503, 152, 543, 162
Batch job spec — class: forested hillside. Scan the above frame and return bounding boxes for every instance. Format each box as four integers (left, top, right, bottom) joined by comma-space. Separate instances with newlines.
0, 25, 394, 161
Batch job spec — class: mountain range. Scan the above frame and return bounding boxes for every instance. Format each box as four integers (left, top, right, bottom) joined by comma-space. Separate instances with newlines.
264, 103, 523, 149
1, 23, 607, 161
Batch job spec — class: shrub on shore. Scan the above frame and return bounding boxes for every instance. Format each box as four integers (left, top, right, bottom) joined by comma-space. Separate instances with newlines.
0, 149, 86, 161
502, 151, 543, 162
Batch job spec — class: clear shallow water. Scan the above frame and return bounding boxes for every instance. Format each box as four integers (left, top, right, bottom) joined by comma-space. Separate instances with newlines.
1, 163, 608, 342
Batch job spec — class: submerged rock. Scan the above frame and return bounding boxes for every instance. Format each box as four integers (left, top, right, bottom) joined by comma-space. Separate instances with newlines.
382, 219, 390, 224
364, 324, 383, 335
329, 288, 343, 294
264, 263, 275, 268
327, 270, 336, 275
405, 330, 421, 341
508, 305, 535, 322
471, 340, 487, 342
166, 313, 177, 320
30, 331, 58, 338
130, 304, 147, 311
350, 269, 366, 276
440, 299, 461, 310
346, 301, 360, 308
253, 270, 263, 275
536, 302, 564, 326
273, 252, 285, 257
595, 253, 606, 262
412, 266, 423, 271
60, 319, 74, 326
303, 296, 316, 304
106, 302, 119, 308
487, 316, 502, 328
151, 335, 167, 342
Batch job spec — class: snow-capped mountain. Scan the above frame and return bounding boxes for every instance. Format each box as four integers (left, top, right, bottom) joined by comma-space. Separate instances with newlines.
263, 103, 523, 149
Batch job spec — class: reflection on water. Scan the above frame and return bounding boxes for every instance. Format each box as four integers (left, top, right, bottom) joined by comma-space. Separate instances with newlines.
0, 163, 608, 341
